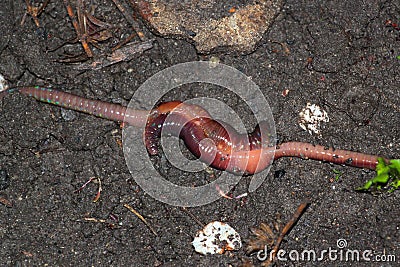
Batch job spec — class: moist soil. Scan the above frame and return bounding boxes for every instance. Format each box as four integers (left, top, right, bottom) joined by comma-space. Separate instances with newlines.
0, 1, 399, 266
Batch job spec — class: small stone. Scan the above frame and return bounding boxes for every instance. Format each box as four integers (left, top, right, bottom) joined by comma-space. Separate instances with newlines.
298, 103, 329, 136
192, 221, 242, 255
0, 73, 8, 92
135, 0, 283, 53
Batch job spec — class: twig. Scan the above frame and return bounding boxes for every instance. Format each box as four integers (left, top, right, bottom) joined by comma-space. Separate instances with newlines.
0, 196, 12, 207
262, 199, 311, 266
181, 207, 204, 227
74, 39, 153, 70
124, 203, 158, 236
75, 177, 102, 202
21, 0, 50, 27
111, 0, 146, 40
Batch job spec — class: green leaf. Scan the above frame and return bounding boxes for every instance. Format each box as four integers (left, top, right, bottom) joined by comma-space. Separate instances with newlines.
356, 158, 400, 192
389, 159, 400, 170
332, 169, 342, 181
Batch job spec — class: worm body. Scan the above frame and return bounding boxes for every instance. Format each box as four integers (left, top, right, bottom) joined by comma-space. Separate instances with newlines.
275, 142, 379, 170
0, 86, 147, 126
145, 101, 275, 174
1, 86, 386, 173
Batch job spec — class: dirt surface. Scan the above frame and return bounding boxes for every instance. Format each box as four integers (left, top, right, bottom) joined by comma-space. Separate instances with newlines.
0, 0, 399, 266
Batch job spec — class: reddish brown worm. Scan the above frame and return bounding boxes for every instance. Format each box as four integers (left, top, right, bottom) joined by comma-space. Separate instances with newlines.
0, 86, 387, 174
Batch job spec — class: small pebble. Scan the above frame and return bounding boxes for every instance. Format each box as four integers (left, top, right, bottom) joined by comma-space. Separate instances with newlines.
0, 73, 8, 92
0, 170, 10, 190
61, 108, 77, 121
298, 103, 329, 136
192, 221, 241, 255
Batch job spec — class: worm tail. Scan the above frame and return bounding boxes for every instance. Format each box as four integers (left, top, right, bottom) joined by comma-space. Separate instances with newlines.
275, 142, 383, 170
1, 86, 148, 126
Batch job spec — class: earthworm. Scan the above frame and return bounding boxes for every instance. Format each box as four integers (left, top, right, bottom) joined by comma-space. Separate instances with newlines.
0, 86, 387, 174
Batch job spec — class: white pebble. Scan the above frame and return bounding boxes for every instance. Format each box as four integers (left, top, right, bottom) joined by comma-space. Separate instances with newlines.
192, 221, 242, 255
0, 73, 8, 92
298, 103, 329, 136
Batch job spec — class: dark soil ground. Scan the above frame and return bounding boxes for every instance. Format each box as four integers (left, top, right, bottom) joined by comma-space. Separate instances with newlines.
0, 0, 399, 266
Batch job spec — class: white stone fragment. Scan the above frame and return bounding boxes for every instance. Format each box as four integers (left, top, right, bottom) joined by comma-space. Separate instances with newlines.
0, 73, 8, 92
298, 103, 329, 136
192, 221, 242, 255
